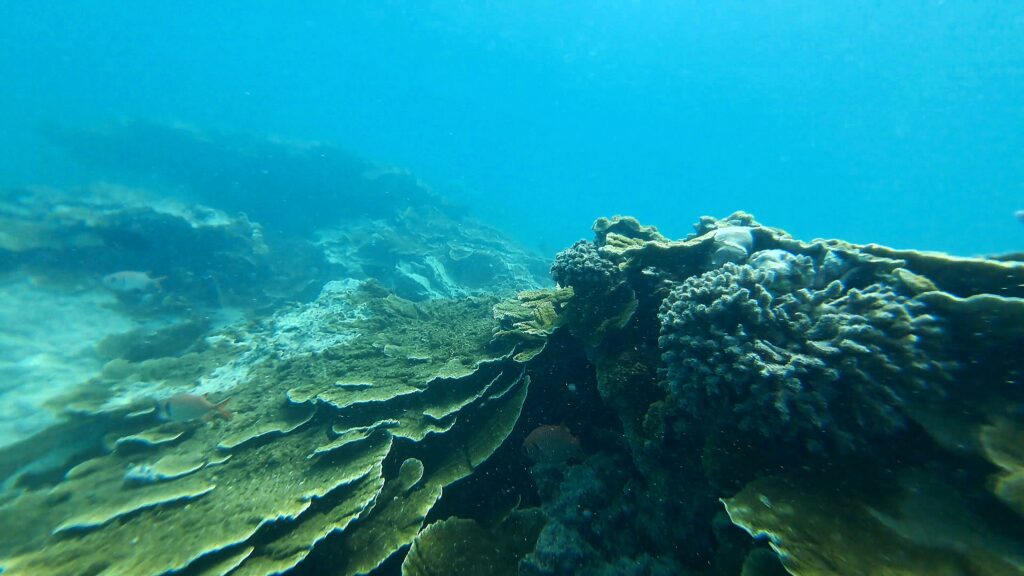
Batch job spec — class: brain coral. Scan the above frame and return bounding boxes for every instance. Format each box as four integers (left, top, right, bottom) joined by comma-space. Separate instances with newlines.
657, 256, 946, 454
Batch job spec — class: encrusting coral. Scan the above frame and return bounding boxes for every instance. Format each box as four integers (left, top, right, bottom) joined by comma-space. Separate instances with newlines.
722, 470, 1024, 575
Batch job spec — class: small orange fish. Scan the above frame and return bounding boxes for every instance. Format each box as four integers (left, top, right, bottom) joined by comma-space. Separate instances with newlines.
156, 394, 232, 422
523, 424, 584, 464
102, 271, 167, 292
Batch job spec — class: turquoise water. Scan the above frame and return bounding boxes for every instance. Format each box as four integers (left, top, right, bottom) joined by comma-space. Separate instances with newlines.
2, 5, 1024, 576
1, 2, 1021, 254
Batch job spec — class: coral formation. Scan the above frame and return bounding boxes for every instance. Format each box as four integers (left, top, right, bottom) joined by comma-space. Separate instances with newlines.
490, 287, 572, 361
708, 226, 754, 267
0, 186, 330, 331
722, 471, 1024, 575
2, 207, 1023, 576
0, 281, 534, 576
317, 206, 549, 301
657, 258, 947, 454
403, 509, 545, 576
48, 120, 446, 232
39, 123, 551, 302
519, 212, 1024, 574
550, 239, 637, 346
0, 156, 547, 448
551, 240, 622, 294
520, 453, 684, 576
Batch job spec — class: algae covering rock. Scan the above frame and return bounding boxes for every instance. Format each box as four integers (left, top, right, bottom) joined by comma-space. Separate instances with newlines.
0, 280, 536, 576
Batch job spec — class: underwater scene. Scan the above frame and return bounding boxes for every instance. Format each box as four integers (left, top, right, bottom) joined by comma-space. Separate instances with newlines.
1, 3, 1023, 576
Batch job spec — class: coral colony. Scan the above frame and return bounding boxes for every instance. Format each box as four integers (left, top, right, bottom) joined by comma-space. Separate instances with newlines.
1, 207, 1021, 575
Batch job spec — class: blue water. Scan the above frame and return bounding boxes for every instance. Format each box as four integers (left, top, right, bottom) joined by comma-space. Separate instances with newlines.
1, 1, 1022, 255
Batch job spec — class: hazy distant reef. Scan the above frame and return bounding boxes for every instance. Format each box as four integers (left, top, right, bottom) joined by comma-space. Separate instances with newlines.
45, 120, 550, 300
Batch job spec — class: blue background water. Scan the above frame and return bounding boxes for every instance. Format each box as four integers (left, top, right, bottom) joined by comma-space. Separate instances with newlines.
1, 1, 1022, 255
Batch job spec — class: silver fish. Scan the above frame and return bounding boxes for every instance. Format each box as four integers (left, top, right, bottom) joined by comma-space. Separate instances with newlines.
102, 271, 166, 292
156, 394, 232, 422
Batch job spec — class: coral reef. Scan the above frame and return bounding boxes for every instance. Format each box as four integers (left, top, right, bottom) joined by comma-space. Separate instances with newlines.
657, 258, 947, 454
541, 213, 1024, 575
0, 185, 326, 312
520, 453, 685, 576
0, 281, 534, 576
43, 122, 552, 302
403, 509, 545, 576
47, 120, 447, 232
551, 240, 622, 294
2, 209, 1023, 576
550, 239, 637, 347
490, 287, 572, 361
0, 134, 548, 449
317, 206, 549, 301
722, 471, 1024, 575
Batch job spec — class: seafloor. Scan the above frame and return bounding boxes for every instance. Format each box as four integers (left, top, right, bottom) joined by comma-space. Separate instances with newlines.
0, 124, 1022, 576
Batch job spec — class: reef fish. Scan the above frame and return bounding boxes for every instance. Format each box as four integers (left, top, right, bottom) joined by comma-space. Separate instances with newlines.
102, 271, 166, 292
156, 394, 232, 422
523, 424, 584, 464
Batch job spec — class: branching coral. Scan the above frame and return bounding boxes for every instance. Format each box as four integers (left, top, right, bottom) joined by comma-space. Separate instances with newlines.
551, 240, 621, 294
658, 257, 947, 453
549, 240, 637, 346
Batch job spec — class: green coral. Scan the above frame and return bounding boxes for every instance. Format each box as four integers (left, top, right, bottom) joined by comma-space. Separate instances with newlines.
402, 509, 545, 576
549, 240, 638, 347
0, 286, 535, 576
490, 288, 572, 360
981, 417, 1024, 517
723, 472, 1024, 575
